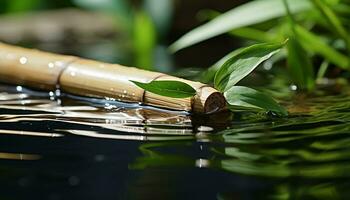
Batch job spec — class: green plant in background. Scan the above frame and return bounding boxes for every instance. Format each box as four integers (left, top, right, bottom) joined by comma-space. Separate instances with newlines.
170, 0, 350, 91
0, 0, 74, 13
73, 0, 173, 72
4, 0, 42, 13
284, 0, 315, 91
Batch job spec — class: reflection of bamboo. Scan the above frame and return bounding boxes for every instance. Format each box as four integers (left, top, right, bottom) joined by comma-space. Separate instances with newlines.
0, 43, 226, 113
0, 152, 41, 160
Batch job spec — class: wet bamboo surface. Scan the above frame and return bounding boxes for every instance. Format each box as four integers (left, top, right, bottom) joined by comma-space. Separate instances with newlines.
0, 42, 226, 113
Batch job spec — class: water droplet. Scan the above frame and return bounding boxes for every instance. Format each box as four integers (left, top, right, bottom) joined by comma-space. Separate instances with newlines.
19, 57, 27, 64
55, 61, 64, 67
16, 86, 23, 92
197, 126, 213, 132
123, 90, 127, 94
195, 159, 210, 168
48, 62, 54, 68
55, 89, 61, 97
290, 85, 298, 91
263, 61, 273, 70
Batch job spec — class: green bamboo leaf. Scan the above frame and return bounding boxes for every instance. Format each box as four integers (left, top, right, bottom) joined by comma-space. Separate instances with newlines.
130, 80, 196, 98
169, 0, 311, 52
214, 42, 285, 92
286, 37, 315, 90
311, 0, 350, 51
224, 86, 288, 116
283, 0, 315, 91
295, 25, 349, 69
229, 27, 278, 43
133, 10, 156, 70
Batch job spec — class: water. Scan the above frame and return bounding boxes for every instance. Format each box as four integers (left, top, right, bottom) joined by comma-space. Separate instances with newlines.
1, 82, 350, 199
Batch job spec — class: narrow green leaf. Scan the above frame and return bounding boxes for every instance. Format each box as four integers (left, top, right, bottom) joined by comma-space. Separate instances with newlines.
130, 80, 196, 98
229, 27, 278, 43
295, 25, 349, 69
133, 10, 156, 70
316, 60, 330, 79
286, 37, 315, 90
283, 0, 315, 91
214, 42, 285, 92
224, 86, 288, 116
311, 0, 350, 51
169, 0, 311, 52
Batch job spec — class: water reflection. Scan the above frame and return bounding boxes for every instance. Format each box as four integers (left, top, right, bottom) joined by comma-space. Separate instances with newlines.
0, 152, 40, 160
2, 83, 350, 199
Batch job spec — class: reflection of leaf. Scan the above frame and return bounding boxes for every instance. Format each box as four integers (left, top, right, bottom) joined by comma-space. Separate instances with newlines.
224, 86, 288, 116
129, 142, 194, 170
170, 0, 311, 52
130, 80, 196, 98
214, 42, 284, 92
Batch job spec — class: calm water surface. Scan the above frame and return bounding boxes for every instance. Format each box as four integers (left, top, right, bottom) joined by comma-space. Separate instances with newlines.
1, 82, 350, 200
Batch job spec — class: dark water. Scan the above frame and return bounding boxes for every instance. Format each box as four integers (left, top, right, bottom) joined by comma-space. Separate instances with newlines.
1, 82, 350, 200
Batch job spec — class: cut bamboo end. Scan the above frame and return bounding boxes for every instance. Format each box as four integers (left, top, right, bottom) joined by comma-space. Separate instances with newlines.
0, 42, 226, 113
193, 86, 226, 113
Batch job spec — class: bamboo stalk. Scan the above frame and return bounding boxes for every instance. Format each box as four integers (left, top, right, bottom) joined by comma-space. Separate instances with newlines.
0, 42, 226, 113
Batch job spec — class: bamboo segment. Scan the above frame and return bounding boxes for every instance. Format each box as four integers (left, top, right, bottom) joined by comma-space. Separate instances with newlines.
0, 43, 76, 90
0, 42, 226, 113
59, 59, 162, 102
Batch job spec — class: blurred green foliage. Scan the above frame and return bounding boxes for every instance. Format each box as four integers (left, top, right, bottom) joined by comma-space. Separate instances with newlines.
73, 0, 174, 71
171, 0, 350, 92
0, 0, 74, 13
0, 0, 174, 72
